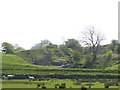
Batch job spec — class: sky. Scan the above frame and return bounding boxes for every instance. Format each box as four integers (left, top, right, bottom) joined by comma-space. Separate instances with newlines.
0, 0, 119, 50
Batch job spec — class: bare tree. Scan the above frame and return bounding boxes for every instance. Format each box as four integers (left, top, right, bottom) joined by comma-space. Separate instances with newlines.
82, 26, 105, 68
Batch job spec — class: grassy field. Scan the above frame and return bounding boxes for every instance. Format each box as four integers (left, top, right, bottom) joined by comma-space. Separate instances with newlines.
2, 79, 119, 88
2, 54, 119, 88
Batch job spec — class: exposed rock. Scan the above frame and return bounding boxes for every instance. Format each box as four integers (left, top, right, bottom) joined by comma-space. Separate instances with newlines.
51, 60, 69, 66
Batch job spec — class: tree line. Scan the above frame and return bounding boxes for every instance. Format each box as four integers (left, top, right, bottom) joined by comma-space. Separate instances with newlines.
1, 27, 119, 69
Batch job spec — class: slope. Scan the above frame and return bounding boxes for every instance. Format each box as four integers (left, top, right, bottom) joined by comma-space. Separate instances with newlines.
2, 54, 57, 74
105, 60, 120, 70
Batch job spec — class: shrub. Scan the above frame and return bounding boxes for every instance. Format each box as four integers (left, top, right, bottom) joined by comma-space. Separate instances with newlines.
81, 85, 87, 90
59, 83, 66, 89
104, 82, 111, 88
42, 83, 46, 89
37, 84, 41, 88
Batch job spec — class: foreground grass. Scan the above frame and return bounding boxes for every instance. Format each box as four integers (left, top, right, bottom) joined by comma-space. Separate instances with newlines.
2, 79, 119, 88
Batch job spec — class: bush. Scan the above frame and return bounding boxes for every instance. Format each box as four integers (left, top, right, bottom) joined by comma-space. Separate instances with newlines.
59, 83, 66, 88
37, 84, 41, 88
81, 85, 87, 90
42, 83, 46, 89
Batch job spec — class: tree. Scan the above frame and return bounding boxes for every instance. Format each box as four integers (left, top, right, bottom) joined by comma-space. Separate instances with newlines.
65, 39, 82, 51
109, 40, 119, 53
14, 44, 25, 51
2, 42, 14, 54
31, 39, 51, 49
83, 53, 93, 68
106, 50, 113, 60
41, 39, 51, 45
59, 44, 71, 56
72, 50, 81, 63
81, 26, 105, 68
64, 39, 84, 55
46, 43, 57, 49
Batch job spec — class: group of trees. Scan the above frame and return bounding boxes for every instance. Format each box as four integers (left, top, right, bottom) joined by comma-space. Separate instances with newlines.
2, 42, 24, 54
31, 40, 51, 49
2, 42, 14, 54
1, 27, 119, 68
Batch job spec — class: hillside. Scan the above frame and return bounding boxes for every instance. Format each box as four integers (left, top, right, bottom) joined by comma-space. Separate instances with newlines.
15, 48, 119, 70
2, 54, 118, 75
2, 54, 58, 74
15, 48, 76, 68
2, 39, 119, 70
15, 49, 53, 65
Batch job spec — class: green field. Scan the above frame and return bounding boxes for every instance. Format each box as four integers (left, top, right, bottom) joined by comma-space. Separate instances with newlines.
2, 79, 119, 88
2, 54, 118, 75
2, 54, 119, 88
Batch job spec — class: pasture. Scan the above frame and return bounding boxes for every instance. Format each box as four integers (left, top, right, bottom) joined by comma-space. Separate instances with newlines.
2, 54, 119, 89
2, 78, 119, 88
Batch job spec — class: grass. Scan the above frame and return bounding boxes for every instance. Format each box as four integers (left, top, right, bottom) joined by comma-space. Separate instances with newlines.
2, 79, 119, 88
2, 54, 118, 75
1, 53, 119, 88
105, 63, 119, 70
2, 54, 57, 69
105, 59, 120, 70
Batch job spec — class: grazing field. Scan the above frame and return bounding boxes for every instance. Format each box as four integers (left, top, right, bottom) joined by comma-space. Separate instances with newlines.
2, 54, 119, 88
2, 78, 119, 88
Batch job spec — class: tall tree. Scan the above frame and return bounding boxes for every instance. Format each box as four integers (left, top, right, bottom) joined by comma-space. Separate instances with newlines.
2, 42, 14, 54
81, 26, 105, 68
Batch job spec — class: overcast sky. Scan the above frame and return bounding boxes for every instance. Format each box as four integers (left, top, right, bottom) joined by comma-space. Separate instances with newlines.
0, 0, 119, 49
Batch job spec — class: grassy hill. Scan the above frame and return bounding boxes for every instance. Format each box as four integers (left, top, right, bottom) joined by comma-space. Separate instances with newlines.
15, 49, 56, 65
2, 54, 58, 74
2, 54, 118, 75
15, 48, 119, 69
15, 48, 73, 67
